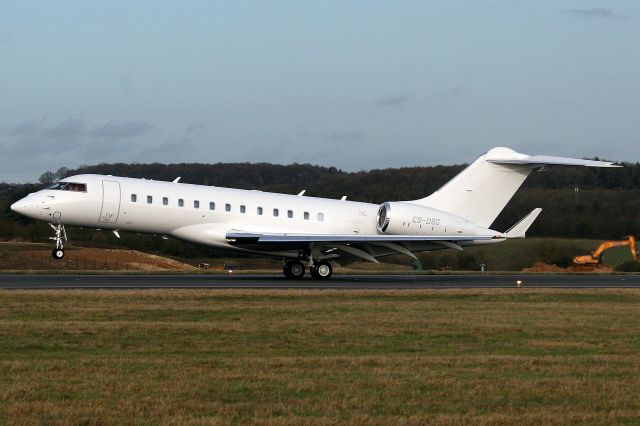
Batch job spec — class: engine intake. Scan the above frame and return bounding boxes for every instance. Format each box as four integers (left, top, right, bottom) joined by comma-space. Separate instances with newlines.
376, 201, 479, 236
376, 202, 391, 232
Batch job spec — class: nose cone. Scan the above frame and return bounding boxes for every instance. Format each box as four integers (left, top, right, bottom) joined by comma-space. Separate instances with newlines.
11, 199, 31, 216
11, 201, 24, 214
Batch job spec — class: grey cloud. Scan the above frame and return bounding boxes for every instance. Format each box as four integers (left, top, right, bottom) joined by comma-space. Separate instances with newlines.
7, 118, 46, 137
186, 120, 215, 134
375, 93, 413, 107
326, 131, 364, 142
117, 75, 135, 94
1, 118, 83, 160
45, 119, 85, 139
0, 33, 9, 42
429, 87, 464, 101
242, 141, 293, 164
2, 134, 78, 159
1, 117, 156, 164
565, 8, 627, 20
91, 121, 154, 139
136, 138, 194, 161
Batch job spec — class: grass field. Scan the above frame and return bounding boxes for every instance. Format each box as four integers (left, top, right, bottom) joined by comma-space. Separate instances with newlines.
1, 289, 639, 425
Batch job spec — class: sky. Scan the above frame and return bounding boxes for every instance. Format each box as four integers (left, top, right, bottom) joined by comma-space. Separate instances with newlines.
1, 1, 639, 182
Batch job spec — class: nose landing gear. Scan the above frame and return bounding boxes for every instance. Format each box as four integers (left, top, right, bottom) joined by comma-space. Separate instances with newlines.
49, 223, 67, 260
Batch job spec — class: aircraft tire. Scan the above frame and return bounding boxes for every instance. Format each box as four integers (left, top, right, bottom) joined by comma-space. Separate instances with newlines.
52, 248, 65, 260
311, 261, 332, 280
283, 260, 305, 279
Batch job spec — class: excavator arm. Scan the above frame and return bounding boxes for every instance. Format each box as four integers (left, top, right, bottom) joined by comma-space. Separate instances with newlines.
573, 236, 637, 265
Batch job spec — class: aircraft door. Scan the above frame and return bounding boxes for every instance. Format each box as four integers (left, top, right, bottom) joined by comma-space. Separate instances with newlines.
99, 180, 121, 224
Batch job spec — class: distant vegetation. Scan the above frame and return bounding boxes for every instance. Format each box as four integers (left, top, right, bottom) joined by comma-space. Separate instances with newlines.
1, 161, 639, 264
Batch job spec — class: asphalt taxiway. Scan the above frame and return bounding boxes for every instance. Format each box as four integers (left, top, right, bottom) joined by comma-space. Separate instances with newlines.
0, 274, 639, 289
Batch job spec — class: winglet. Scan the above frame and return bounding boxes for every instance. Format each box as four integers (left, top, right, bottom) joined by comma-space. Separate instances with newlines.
504, 208, 542, 238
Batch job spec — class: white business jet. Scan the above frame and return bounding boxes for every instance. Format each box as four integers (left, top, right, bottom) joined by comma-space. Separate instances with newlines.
11, 147, 618, 279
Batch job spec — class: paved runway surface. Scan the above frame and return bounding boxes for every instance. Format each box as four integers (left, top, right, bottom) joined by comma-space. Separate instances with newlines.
1, 274, 640, 289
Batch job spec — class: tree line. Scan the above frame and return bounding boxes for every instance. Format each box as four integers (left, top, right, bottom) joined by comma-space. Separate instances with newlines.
1, 160, 639, 258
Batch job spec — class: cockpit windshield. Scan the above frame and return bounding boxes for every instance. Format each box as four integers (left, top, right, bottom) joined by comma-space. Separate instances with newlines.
48, 182, 87, 192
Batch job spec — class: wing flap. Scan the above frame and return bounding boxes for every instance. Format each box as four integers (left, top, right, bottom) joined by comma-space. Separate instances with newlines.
226, 232, 496, 244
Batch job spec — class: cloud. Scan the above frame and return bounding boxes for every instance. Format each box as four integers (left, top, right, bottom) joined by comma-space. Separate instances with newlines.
0, 117, 156, 164
7, 118, 46, 137
565, 8, 628, 20
136, 137, 195, 161
375, 93, 413, 107
45, 119, 85, 139
326, 131, 364, 142
186, 120, 215, 134
1, 118, 81, 159
117, 74, 135, 94
0, 32, 9, 43
429, 87, 464, 101
91, 121, 154, 139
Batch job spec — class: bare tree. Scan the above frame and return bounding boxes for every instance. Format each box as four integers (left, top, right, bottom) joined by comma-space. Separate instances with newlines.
39, 171, 56, 186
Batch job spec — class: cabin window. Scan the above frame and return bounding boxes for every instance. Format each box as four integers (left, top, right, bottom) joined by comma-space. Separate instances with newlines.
240, 205, 246, 213
131, 194, 137, 202
304, 211, 309, 220
209, 202, 215, 210
225, 203, 231, 212
273, 208, 279, 217
147, 196, 153, 204
257, 207, 263, 215
287, 210, 293, 218
194, 200, 200, 209
317, 212, 324, 222
178, 199, 184, 207
162, 197, 168, 206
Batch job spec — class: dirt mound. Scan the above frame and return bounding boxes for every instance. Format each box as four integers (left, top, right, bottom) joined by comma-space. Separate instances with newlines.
522, 261, 568, 272
0, 243, 195, 271
522, 261, 614, 273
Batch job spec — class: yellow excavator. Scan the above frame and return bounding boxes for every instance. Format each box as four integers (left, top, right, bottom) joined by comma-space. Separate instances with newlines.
573, 236, 638, 266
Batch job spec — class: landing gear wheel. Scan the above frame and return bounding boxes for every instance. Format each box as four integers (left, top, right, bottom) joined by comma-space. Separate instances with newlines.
310, 261, 332, 280
52, 248, 65, 260
49, 223, 67, 261
283, 260, 305, 279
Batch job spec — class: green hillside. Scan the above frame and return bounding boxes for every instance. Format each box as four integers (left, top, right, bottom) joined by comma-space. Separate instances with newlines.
1, 161, 639, 267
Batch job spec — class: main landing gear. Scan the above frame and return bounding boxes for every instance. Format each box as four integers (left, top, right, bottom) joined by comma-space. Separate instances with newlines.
283, 260, 305, 279
283, 259, 333, 280
49, 223, 67, 260
310, 261, 333, 280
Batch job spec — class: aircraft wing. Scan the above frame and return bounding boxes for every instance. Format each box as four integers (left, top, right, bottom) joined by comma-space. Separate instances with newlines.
226, 232, 498, 264
226, 232, 496, 244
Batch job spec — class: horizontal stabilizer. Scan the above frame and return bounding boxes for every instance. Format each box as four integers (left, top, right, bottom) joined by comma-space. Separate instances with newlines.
414, 147, 620, 228
504, 208, 542, 238
488, 155, 620, 168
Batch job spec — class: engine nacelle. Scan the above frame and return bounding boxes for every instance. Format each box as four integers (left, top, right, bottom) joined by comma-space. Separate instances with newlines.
376, 202, 486, 236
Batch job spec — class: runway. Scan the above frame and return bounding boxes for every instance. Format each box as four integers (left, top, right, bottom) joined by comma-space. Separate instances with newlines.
0, 273, 640, 289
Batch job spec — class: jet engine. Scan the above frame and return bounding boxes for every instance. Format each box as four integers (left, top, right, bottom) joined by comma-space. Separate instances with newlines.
376, 202, 482, 236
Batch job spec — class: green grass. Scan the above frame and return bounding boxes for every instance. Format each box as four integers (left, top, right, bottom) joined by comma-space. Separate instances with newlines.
1, 289, 639, 424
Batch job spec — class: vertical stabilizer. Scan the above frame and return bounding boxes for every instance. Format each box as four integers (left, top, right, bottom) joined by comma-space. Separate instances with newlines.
412, 147, 618, 228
